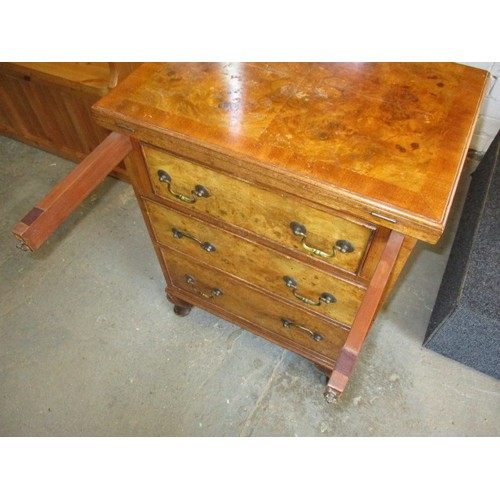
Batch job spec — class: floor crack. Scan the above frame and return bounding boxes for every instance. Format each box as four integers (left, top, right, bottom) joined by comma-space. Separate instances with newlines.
239, 350, 287, 437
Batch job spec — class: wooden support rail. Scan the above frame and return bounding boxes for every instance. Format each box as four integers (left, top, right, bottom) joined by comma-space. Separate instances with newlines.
325, 230, 405, 402
12, 132, 132, 251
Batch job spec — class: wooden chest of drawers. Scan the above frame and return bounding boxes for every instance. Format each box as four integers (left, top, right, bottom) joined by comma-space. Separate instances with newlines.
13, 63, 487, 401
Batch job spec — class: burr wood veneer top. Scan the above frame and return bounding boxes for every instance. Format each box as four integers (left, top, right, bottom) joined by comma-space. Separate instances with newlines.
93, 62, 487, 243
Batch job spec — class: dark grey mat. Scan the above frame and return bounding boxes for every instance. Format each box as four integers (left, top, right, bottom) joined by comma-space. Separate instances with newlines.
424, 130, 500, 380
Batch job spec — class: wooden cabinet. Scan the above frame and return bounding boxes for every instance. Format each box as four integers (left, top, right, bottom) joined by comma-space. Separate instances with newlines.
0, 62, 141, 182
12, 63, 488, 401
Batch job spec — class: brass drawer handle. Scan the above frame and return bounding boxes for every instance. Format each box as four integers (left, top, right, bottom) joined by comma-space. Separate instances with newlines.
283, 276, 336, 306
290, 221, 354, 259
185, 275, 223, 299
157, 169, 210, 204
172, 228, 217, 253
281, 318, 324, 342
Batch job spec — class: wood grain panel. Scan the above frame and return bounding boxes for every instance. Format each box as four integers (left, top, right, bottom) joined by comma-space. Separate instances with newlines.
162, 246, 349, 364
0, 63, 141, 183
93, 62, 487, 243
145, 199, 366, 326
143, 145, 374, 275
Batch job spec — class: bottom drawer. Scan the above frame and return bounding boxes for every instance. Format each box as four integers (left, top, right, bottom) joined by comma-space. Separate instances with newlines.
161, 247, 349, 366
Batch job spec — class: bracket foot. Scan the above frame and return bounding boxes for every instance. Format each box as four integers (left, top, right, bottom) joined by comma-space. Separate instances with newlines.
166, 291, 193, 317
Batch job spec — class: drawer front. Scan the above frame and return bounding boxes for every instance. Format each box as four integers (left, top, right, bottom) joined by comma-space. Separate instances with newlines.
143, 145, 374, 275
162, 247, 349, 362
145, 199, 365, 327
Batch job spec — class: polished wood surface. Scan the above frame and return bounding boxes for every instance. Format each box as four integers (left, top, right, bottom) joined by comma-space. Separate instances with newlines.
143, 145, 374, 275
0, 62, 139, 96
90, 63, 486, 399
12, 62, 484, 400
162, 246, 349, 366
93, 62, 487, 243
145, 199, 366, 326
12, 133, 132, 251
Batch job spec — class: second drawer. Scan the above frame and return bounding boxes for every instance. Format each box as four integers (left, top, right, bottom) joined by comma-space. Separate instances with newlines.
145, 199, 365, 327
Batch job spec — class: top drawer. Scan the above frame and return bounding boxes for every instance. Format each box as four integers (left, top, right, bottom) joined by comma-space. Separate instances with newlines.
142, 145, 374, 275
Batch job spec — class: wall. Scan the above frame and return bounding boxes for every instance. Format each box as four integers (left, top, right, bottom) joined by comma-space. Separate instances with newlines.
462, 62, 500, 154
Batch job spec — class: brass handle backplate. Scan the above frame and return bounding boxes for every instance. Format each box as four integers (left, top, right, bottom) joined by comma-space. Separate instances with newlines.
185, 275, 223, 299
157, 169, 210, 204
290, 221, 354, 259
283, 276, 336, 306
281, 318, 324, 342
172, 228, 216, 253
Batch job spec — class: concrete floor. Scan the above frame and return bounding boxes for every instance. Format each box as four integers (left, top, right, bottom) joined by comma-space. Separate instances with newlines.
1, 136, 499, 437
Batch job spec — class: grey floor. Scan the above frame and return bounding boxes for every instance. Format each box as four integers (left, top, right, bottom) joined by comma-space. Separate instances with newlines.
1, 136, 499, 437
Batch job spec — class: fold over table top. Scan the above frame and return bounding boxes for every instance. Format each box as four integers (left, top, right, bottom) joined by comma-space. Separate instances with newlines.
93, 62, 488, 243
